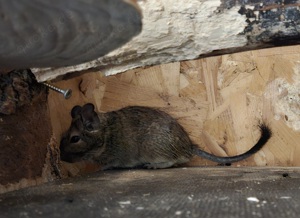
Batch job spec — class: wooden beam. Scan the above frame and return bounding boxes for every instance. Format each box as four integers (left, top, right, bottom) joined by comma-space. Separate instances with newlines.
1, 167, 300, 216
33, 0, 300, 81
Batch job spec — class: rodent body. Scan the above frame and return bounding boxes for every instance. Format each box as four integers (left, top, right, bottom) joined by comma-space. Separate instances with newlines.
60, 103, 272, 170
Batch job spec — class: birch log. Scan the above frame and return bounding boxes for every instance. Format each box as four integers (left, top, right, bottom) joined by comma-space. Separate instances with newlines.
33, 0, 300, 81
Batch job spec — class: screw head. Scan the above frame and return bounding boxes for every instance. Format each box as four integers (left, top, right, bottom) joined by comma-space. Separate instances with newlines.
63, 89, 72, 99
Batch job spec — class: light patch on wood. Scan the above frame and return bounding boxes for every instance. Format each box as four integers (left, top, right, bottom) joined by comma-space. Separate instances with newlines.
265, 66, 300, 131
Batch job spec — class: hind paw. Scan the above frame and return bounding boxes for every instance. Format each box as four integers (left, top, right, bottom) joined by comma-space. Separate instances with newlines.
143, 162, 175, 169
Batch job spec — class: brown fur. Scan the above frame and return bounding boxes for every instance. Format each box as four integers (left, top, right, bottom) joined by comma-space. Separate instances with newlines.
60, 103, 271, 169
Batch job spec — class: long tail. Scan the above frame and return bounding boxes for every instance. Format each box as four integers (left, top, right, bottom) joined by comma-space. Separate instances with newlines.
193, 123, 272, 164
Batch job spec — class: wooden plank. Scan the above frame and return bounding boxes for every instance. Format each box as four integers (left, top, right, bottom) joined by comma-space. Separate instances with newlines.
32, 0, 300, 81
1, 167, 300, 218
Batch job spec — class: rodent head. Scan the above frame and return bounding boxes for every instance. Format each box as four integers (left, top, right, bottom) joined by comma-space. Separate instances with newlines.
60, 103, 103, 163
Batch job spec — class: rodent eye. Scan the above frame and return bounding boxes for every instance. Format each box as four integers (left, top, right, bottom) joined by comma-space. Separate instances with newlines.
85, 123, 94, 131
70, 136, 80, 143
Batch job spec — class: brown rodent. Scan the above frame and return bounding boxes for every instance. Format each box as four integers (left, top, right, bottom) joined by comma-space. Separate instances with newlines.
60, 103, 272, 169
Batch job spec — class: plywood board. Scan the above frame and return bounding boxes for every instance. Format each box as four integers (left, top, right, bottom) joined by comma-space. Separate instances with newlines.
48, 45, 300, 176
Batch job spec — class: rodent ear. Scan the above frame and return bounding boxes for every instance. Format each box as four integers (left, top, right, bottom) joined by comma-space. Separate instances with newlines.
81, 103, 100, 131
81, 103, 96, 120
71, 105, 82, 118
82, 103, 95, 113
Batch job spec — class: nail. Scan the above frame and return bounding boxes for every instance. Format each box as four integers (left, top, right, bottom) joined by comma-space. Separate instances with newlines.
42, 82, 72, 99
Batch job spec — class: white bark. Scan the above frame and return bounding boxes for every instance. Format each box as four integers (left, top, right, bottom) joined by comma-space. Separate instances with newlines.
34, 0, 249, 81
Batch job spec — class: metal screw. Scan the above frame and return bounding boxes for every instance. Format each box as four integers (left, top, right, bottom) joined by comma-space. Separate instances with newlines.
42, 82, 72, 99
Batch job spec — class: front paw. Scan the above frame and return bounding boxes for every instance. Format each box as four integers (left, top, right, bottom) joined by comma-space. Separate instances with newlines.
143, 163, 157, 169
